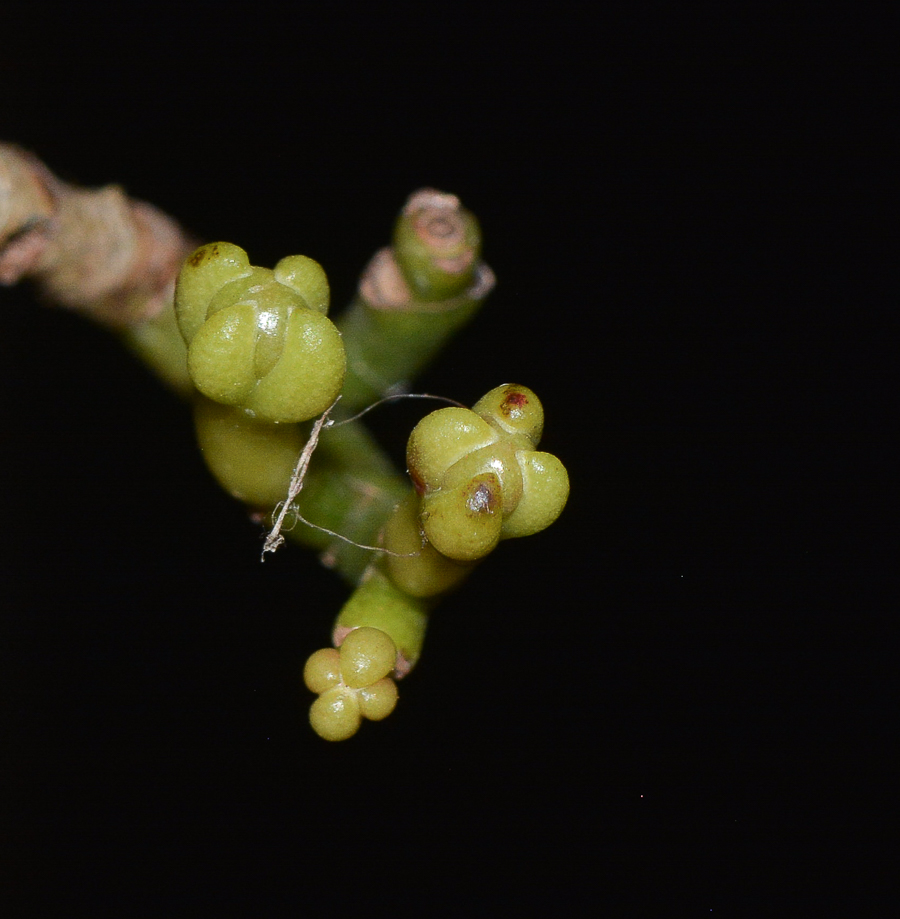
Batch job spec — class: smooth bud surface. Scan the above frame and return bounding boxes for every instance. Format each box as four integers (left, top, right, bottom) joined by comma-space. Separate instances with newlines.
501, 451, 570, 539
303, 648, 343, 695
193, 396, 305, 508
406, 384, 569, 561
383, 495, 474, 597
473, 383, 544, 445
339, 627, 397, 689
357, 679, 399, 721
175, 244, 345, 423
309, 687, 361, 742
406, 407, 496, 492
274, 254, 330, 314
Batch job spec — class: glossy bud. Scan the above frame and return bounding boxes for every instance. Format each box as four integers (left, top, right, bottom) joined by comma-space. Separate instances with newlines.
304, 626, 402, 741
175, 243, 345, 423
421, 472, 504, 561
472, 383, 544, 446
357, 679, 399, 721
309, 686, 361, 742
339, 626, 397, 689
193, 396, 305, 508
406, 384, 569, 560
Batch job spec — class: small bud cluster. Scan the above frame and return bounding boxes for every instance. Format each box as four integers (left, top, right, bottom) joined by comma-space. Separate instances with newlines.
174, 243, 345, 423
406, 384, 570, 561
303, 627, 399, 741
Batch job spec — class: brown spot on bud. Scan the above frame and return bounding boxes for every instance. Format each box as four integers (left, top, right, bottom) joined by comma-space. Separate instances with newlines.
187, 244, 217, 267
500, 388, 529, 417
409, 467, 426, 496
465, 477, 500, 516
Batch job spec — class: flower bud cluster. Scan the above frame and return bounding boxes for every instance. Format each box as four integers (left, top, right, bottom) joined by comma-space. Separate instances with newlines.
175, 242, 345, 423
406, 384, 569, 561
303, 627, 400, 741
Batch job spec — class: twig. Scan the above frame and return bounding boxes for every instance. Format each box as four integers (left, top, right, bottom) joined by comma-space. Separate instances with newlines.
0, 143, 194, 328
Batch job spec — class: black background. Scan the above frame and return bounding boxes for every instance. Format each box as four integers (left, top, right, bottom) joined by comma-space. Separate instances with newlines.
2, 4, 895, 914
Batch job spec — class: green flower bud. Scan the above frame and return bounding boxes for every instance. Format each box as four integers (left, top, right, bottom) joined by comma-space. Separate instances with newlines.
273, 254, 330, 315
356, 679, 398, 721
175, 242, 252, 345
383, 494, 474, 598
339, 626, 397, 689
175, 244, 346, 423
333, 572, 428, 672
472, 383, 544, 446
406, 384, 569, 560
421, 471, 504, 561
309, 686, 361, 742
501, 451, 570, 539
406, 407, 497, 493
304, 626, 403, 741
193, 396, 305, 508
303, 648, 342, 695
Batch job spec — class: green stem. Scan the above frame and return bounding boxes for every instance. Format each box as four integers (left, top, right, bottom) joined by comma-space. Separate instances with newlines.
337, 257, 494, 413
333, 568, 431, 675
285, 420, 408, 583
336, 189, 494, 415
193, 394, 408, 584
122, 303, 193, 397
330, 491, 478, 676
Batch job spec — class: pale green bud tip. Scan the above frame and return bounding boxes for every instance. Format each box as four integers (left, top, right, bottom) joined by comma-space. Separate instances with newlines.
175, 242, 252, 345
274, 254, 330, 314
392, 189, 482, 301
472, 383, 544, 445
339, 626, 397, 689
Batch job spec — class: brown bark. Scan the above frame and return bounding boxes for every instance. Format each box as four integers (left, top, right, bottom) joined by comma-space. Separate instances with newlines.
0, 143, 195, 329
